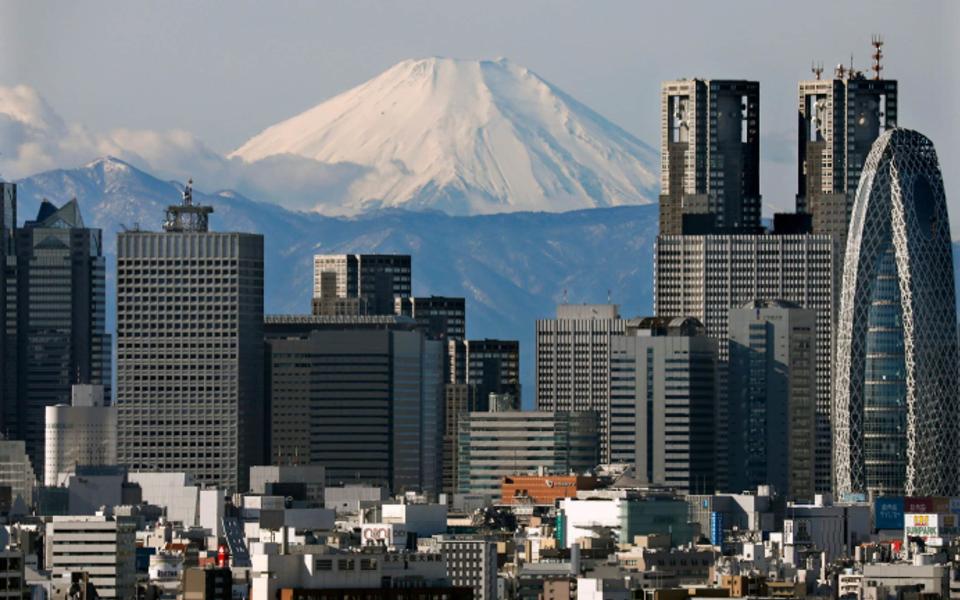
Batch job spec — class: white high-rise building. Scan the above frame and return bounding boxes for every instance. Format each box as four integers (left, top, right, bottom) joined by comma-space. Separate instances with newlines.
44, 384, 117, 487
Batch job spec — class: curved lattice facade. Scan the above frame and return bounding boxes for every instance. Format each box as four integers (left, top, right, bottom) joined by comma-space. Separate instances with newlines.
834, 128, 959, 497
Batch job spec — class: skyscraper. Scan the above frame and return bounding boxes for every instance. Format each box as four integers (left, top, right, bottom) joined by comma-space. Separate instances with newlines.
0, 183, 15, 433
536, 304, 625, 461
6, 199, 111, 479
654, 232, 834, 491
116, 183, 264, 492
728, 300, 816, 501
615, 317, 718, 495
394, 295, 466, 343
834, 128, 959, 498
796, 58, 897, 253
264, 315, 444, 495
313, 254, 411, 316
659, 79, 761, 235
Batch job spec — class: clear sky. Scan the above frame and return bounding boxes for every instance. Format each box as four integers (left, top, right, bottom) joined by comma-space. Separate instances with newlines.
1, 1, 958, 221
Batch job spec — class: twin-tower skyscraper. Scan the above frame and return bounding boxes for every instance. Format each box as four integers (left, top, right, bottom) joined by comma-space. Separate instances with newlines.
654, 50, 959, 498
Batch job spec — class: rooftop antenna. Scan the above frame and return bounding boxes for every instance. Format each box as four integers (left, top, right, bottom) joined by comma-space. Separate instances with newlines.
871, 34, 884, 80
562, 288, 568, 304
182, 178, 193, 206
811, 62, 824, 80
607, 289, 612, 304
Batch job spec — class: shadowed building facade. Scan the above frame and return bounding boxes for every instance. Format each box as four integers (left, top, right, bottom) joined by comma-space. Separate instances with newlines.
5, 199, 111, 481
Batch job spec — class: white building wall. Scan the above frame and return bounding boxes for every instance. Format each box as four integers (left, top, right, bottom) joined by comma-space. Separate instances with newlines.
44, 403, 117, 487
128, 472, 199, 526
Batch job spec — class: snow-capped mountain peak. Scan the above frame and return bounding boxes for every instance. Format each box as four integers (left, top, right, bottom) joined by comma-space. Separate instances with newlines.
230, 57, 657, 215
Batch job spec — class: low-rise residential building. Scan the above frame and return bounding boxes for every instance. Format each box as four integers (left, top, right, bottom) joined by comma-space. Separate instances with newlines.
45, 512, 137, 599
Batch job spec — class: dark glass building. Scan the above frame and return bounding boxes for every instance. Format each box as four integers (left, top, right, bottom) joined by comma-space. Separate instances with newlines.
4, 198, 110, 479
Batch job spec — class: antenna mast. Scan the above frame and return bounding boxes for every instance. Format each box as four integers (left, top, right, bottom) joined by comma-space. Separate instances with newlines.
811, 62, 824, 81
871, 34, 884, 80
163, 177, 213, 232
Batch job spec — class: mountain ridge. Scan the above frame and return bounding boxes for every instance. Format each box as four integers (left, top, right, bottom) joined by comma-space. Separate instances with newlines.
14, 157, 660, 398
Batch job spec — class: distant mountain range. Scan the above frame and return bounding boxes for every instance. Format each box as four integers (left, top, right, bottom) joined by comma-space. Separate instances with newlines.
15, 157, 660, 398
230, 57, 659, 215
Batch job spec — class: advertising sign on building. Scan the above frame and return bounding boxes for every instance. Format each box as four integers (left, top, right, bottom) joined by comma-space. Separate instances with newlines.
710, 511, 724, 546
905, 497, 933, 513
932, 497, 950, 514
361, 523, 404, 547
950, 497, 960, 515
903, 513, 959, 539
875, 496, 905, 530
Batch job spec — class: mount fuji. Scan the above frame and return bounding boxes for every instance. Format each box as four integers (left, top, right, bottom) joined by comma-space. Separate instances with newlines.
231, 57, 658, 215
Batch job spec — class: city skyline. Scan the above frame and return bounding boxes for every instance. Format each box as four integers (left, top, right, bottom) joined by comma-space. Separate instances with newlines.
2, 2, 959, 232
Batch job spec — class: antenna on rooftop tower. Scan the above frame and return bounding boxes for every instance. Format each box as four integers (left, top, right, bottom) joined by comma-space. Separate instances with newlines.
871, 34, 885, 80
811, 62, 824, 80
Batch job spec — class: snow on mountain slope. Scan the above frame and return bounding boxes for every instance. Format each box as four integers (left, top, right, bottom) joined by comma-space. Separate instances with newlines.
231, 57, 658, 215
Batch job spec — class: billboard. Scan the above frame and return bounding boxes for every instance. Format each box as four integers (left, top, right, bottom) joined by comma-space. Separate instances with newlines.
874, 496, 905, 530
904, 513, 959, 538
710, 512, 724, 546
361, 523, 405, 547
904, 497, 933, 513
951, 497, 960, 515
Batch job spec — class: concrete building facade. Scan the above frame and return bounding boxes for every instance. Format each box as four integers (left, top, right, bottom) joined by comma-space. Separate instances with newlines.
313, 254, 411, 316
44, 383, 117, 487
796, 70, 897, 255
116, 186, 265, 492
612, 317, 718, 495
654, 233, 834, 493
659, 79, 761, 235
456, 410, 599, 498
536, 305, 625, 462
45, 513, 137, 599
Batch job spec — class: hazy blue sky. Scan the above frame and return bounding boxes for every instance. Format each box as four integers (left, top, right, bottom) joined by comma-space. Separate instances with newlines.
2, 1, 958, 217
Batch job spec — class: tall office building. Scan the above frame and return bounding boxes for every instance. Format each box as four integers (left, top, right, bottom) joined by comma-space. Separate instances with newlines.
659, 79, 761, 235
313, 254, 411, 316
450, 338, 521, 407
796, 58, 897, 253
5, 199, 111, 480
264, 315, 444, 495
536, 305, 625, 462
654, 233, 834, 492
613, 317, 718, 495
834, 129, 959, 498
441, 383, 481, 496
116, 184, 264, 492
395, 295, 466, 342
0, 183, 15, 436
728, 301, 816, 501
456, 410, 599, 498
